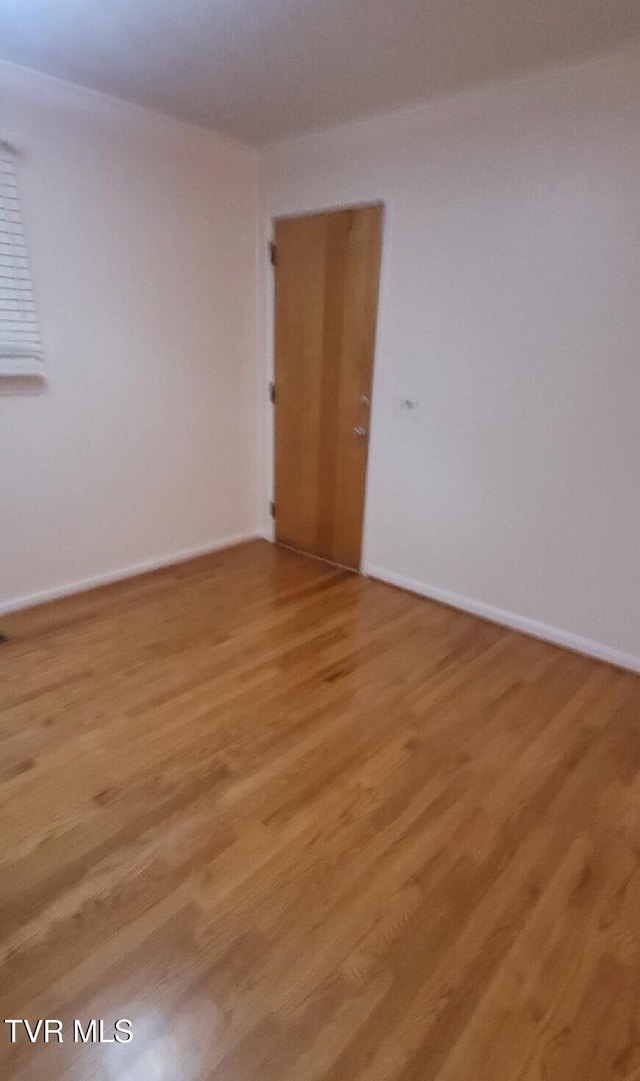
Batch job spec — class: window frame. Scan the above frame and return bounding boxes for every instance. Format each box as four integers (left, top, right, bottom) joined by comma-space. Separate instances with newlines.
0, 140, 44, 377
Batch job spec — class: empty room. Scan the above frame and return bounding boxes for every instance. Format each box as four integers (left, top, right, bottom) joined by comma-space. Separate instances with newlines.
1, 1, 640, 1078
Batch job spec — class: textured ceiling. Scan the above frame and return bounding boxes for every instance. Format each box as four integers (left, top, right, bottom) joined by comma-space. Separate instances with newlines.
0, 0, 639, 142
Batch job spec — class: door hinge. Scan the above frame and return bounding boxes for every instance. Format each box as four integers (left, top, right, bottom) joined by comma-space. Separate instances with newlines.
269, 381, 276, 404
269, 241, 276, 267
269, 500, 276, 519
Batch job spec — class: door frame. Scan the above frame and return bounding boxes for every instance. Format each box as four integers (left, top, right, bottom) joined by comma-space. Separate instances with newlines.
263, 199, 388, 574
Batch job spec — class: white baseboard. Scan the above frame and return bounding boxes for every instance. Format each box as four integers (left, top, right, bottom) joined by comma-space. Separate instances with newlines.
0, 530, 261, 616
365, 563, 640, 675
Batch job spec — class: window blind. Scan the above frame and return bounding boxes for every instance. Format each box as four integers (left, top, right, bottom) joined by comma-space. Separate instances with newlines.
0, 142, 43, 375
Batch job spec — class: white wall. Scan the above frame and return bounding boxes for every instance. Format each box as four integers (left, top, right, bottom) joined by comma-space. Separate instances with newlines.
0, 62, 261, 612
262, 46, 640, 670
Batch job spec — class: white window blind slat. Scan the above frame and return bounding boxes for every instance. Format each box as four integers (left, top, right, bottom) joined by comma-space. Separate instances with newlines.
0, 142, 43, 375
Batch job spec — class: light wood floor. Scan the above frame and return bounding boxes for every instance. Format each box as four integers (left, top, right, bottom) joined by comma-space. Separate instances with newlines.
1, 540, 639, 1080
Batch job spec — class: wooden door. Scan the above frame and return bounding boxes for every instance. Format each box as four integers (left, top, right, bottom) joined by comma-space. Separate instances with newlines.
273, 203, 383, 569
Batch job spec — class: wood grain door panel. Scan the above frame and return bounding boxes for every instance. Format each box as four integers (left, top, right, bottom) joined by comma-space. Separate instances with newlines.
273, 204, 383, 569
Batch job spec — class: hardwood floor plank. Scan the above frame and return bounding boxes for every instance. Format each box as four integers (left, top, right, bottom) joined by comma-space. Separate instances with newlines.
0, 539, 638, 1080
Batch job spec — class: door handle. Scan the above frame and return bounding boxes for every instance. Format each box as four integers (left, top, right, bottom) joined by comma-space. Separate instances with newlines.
354, 426, 368, 437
